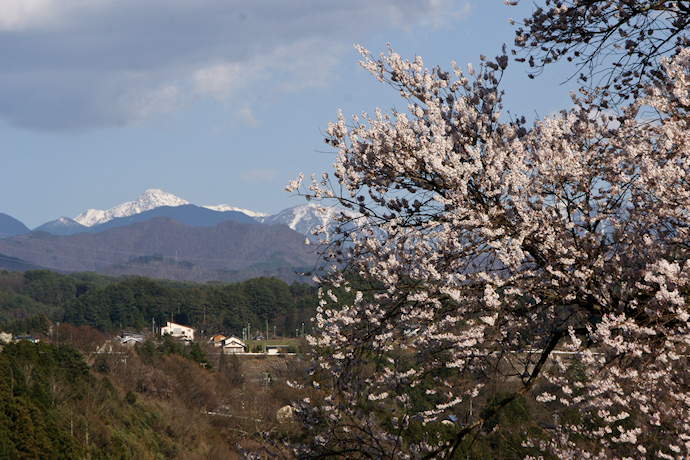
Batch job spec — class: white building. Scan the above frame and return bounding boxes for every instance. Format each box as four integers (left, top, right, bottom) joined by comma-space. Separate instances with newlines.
266, 345, 290, 355
161, 321, 194, 341
221, 336, 246, 354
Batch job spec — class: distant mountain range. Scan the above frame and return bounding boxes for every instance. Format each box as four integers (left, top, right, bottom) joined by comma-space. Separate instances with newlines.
0, 217, 318, 283
8, 188, 336, 237
0, 189, 350, 283
34, 204, 257, 236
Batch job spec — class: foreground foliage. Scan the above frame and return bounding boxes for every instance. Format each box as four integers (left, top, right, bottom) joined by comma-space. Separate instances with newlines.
288, 42, 690, 458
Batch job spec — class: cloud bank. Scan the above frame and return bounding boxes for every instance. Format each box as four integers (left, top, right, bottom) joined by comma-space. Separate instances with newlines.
0, 0, 469, 132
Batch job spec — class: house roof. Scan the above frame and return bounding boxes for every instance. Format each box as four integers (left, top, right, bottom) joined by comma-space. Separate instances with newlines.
222, 336, 246, 346
164, 321, 192, 329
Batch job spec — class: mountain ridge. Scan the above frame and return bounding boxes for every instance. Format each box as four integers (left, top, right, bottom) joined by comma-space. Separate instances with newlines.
0, 216, 317, 283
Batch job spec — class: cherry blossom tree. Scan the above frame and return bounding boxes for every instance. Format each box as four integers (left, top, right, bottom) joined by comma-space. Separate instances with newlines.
510, 0, 690, 104
286, 42, 690, 458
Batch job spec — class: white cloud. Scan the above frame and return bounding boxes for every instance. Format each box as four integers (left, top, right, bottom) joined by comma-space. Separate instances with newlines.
0, 0, 115, 31
420, 0, 472, 30
236, 107, 259, 127
192, 38, 344, 100
121, 84, 183, 121
193, 61, 258, 100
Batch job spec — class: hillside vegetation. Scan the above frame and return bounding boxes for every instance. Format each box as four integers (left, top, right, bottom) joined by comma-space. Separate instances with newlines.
0, 270, 317, 338
0, 269, 318, 458
0, 333, 312, 459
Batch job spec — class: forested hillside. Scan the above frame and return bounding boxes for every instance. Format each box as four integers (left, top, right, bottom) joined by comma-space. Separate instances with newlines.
0, 270, 318, 337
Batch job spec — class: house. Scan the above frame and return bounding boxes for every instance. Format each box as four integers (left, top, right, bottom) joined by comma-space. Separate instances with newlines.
266, 345, 290, 355
209, 334, 227, 347
221, 336, 246, 354
120, 331, 145, 346
161, 321, 194, 341
120, 336, 144, 346
122, 331, 144, 339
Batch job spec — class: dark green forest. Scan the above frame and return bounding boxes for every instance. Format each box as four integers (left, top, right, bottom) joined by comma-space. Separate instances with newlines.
0, 270, 318, 337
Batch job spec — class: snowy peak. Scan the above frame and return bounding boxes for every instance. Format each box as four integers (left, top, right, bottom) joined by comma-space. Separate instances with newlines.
261, 202, 360, 237
73, 209, 107, 227
74, 189, 189, 227
54, 217, 78, 226
134, 188, 189, 209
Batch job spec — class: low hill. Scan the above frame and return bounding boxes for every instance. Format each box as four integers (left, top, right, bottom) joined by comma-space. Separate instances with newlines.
0, 217, 316, 283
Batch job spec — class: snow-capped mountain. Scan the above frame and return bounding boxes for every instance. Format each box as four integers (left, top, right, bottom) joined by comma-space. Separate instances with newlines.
0, 191, 366, 282
261, 202, 361, 237
74, 189, 189, 227
71, 188, 349, 236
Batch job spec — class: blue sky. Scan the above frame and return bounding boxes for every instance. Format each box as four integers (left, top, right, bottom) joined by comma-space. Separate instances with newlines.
0, 1, 575, 229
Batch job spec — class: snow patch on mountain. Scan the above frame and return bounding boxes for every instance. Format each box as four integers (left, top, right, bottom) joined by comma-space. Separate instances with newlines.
204, 204, 269, 219
74, 189, 189, 227
33, 216, 87, 236
54, 217, 78, 226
